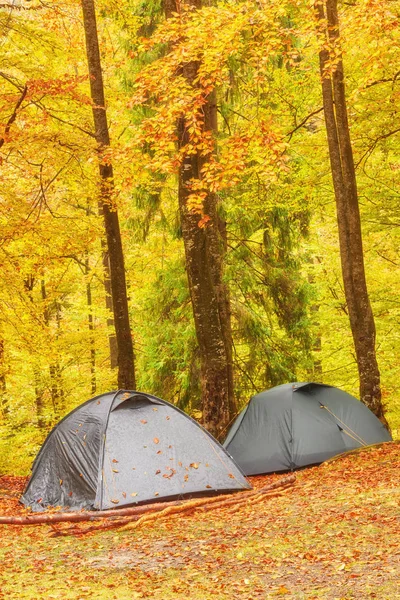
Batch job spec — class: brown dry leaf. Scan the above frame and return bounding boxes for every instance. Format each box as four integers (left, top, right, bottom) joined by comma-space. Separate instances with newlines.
110, 499, 119, 504
131, 492, 138, 497
140, 419, 147, 424
153, 438, 160, 444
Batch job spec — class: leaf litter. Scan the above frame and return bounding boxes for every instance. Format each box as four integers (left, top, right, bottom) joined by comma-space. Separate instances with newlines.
0, 443, 399, 599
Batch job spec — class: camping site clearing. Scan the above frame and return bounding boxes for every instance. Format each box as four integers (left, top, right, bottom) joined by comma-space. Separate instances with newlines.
0, 443, 399, 600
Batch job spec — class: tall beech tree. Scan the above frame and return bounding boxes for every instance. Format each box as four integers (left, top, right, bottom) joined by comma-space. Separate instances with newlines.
81, 0, 136, 390
164, 0, 234, 438
315, 0, 386, 423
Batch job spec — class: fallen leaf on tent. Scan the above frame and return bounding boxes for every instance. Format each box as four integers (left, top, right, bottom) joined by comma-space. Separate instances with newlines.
166, 416, 170, 420
140, 420, 147, 424
59, 479, 63, 486
153, 438, 159, 444
131, 492, 138, 497
112, 459, 118, 463
206, 485, 212, 488
228, 473, 235, 479
190, 463, 199, 469
122, 492, 126, 498
157, 450, 162, 455
154, 492, 159, 496
112, 469, 119, 473
155, 470, 161, 475
184, 474, 189, 482
110, 499, 119, 504
163, 469, 176, 479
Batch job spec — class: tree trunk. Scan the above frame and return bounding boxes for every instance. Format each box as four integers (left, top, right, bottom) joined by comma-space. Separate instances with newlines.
24, 276, 46, 429
0, 337, 8, 417
315, 0, 387, 424
85, 258, 97, 395
102, 248, 118, 370
164, 0, 234, 438
41, 281, 64, 419
81, 0, 135, 390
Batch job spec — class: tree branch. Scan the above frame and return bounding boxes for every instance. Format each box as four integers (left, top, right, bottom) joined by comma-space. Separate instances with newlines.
0, 84, 27, 149
355, 126, 400, 168
0, 71, 96, 139
365, 71, 400, 88
286, 107, 324, 140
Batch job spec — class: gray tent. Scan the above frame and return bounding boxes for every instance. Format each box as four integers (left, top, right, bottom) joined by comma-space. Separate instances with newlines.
21, 390, 250, 511
223, 382, 392, 475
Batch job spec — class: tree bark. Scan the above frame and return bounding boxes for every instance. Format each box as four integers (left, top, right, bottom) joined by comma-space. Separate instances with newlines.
0, 337, 8, 416
164, 0, 234, 438
85, 258, 97, 395
315, 0, 387, 424
81, 0, 135, 390
102, 249, 118, 370
41, 281, 64, 419
24, 276, 46, 429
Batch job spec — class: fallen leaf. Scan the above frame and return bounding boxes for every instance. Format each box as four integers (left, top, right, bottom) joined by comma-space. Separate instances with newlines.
153, 437, 159, 444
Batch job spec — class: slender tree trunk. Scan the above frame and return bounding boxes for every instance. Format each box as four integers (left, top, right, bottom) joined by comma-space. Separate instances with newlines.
85, 258, 97, 395
41, 281, 64, 419
308, 257, 322, 381
0, 337, 8, 416
102, 248, 118, 370
81, 0, 135, 390
24, 276, 46, 428
315, 0, 387, 424
164, 0, 233, 437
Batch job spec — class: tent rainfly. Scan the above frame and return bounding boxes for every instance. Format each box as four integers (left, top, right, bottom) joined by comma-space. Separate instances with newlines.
223, 382, 392, 476
21, 390, 250, 512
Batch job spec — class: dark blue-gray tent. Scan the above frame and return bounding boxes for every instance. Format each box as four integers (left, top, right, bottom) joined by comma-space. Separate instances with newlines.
21, 390, 250, 511
223, 383, 392, 476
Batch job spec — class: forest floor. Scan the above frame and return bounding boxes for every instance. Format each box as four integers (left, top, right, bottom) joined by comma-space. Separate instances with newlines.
0, 443, 399, 600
